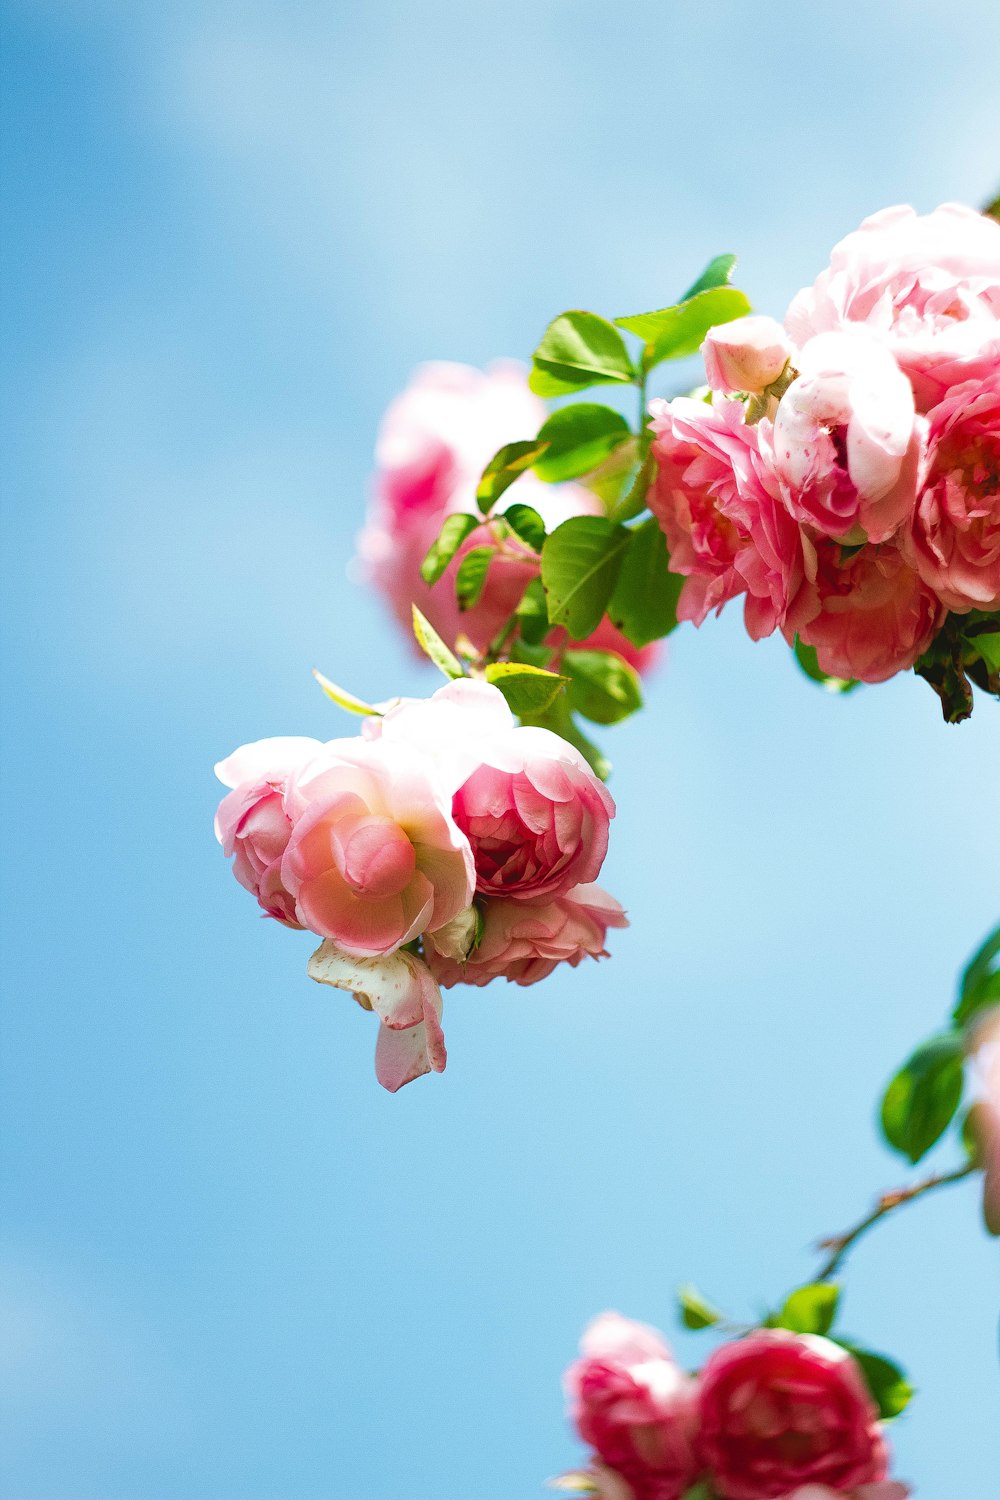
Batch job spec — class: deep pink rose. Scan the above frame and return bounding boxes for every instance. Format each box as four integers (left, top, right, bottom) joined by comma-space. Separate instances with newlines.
785, 203, 1000, 411
703, 316, 793, 395
426, 883, 627, 987
214, 736, 324, 926
307, 941, 447, 1093
281, 737, 474, 956
770, 332, 923, 543
903, 374, 1000, 611
697, 1331, 888, 1500
786, 540, 943, 684
565, 1313, 699, 1500
648, 395, 804, 639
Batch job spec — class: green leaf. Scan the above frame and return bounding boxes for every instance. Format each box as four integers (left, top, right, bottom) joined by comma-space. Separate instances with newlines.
484, 662, 568, 716
608, 516, 683, 646
834, 1341, 914, 1420
476, 440, 550, 515
503, 502, 546, 552
454, 546, 494, 611
420, 512, 481, 586
533, 403, 632, 482
411, 605, 464, 680
615, 286, 752, 371
880, 1032, 965, 1165
564, 648, 643, 725
540, 516, 630, 640
516, 576, 551, 646
954, 922, 1000, 1027
969, 630, 1000, 675
793, 636, 860, 694
529, 311, 635, 397
677, 1283, 721, 1330
679, 1485, 715, 1500
777, 1283, 840, 1336
312, 669, 381, 717
680, 252, 738, 301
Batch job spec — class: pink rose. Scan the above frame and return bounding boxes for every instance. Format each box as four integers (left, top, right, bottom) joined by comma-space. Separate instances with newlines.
967, 1006, 1000, 1236
771, 332, 923, 543
648, 395, 804, 639
281, 737, 474, 956
903, 374, 1000, 612
307, 940, 447, 1093
781, 1487, 909, 1500
785, 203, 1000, 411
697, 1331, 888, 1500
565, 1313, 699, 1500
787, 540, 943, 684
214, 736, 324, 926
426, 883, 627, 987
703, 316, 793, 395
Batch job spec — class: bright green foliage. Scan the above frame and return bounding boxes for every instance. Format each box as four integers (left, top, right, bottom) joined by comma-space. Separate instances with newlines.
793, 636, 860, 694
312, 669, 381, 717
880, 1033, 965, 1164
502, 502, 546, 552
455, 546, 495, 611
529, 311, 635, 397
564, 649, 643, 725
476, 440, 550, 514
835, 1341, 914, 1420
411, 605, 464, 680
971, 630, 1000, 674
776, 1282, 840, 1336
616, 286, 752, 371
677, 1283, 722, 1330
515, 576, 550, 646
609, 517, 683, 646
484, 661, 568, 716
681, 252, 738, 300
420, 513, 480, 585
533, 403, 632, 482
540, 517, 630, 639
954, 922, 1000, 1027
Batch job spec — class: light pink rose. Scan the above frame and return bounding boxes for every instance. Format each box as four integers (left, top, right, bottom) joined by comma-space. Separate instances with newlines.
786, 540, 943, 684
565, 1312, 699, 1500
903, 374, 1000, 611
281, 737, 474, 956
214, 736, 324, 926
703, 316, 793, 395
426, 883, 627, 987
781, 1486, 910, 1500
771, 332, 924, 543
785, 203, 1000, 411
697, 1331, 888, 1500
307, 940, 446, 1092
648, 395, 805, 639
968, 1006, 1000, 1237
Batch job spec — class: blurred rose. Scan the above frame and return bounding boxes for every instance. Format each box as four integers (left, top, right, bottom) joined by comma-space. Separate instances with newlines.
697, 1331, 888, 1499
426, 883, 626, 987
214, 736, 324, 926
967, 1005, 1000, 1236
703, 315, 793, 395
785, 203, 1000, 411
903, 374, 1000, 612
780, 1486, 909, 1499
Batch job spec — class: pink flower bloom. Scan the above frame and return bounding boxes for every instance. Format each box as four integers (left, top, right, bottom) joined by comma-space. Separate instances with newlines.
771, 332, 924, 543
565, 1313, 699, 1500
703, 316, 793, 395
214, 736, 324, 926
426, 883, 627, 987
780, 1486, 910, 1500
967, 1006, 1000, 1237
307, 940, 446, 1092
697, 1331, 888, 1500
648, 395, 804, 639
785, 203, 1000, 411
903, 374, 1000, 612
282, 737, 474, 956
787, 540, 943, 684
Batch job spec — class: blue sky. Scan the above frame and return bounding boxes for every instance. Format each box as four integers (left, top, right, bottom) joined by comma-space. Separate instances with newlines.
1, 3, 998, 1497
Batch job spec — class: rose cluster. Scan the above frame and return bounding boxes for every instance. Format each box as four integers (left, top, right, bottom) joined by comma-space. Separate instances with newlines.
565, 1312, 909, 1500
214, 680, 625, 1091
357, 358, 657, 672
650, 203, 1000, 685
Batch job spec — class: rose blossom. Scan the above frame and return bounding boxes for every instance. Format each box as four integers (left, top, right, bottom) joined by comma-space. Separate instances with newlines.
426, 884, 627, 987
307, 940, 446, 1093
697, 1330, 888, 1499
214, 736, 324, 926
779, 1487, 909, 1500
648, 395, 804, 639
564, 1312, 699, 1500
967, 1005, 1000, 1237
770, 332, 923, 543
281, 737, 474, 956
786, 540, 943, 684
785, 203, 1000, 411
903, 373, 1000, 612
703, 316, 794, 395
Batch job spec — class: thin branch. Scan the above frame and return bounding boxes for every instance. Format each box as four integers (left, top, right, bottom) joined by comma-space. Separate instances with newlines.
815, 1161, 977, 1282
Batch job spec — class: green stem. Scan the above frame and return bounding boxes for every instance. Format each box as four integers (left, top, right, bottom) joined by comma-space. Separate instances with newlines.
815, 1161, 977, 1282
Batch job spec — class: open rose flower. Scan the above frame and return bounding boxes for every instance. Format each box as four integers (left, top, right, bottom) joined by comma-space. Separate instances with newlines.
787, 540, 942, 684
214, 736, 324, 926
565, 1312, 699, 1500
785, 203, 1000, 411
282, 737, 474, 956
770, 331, 923, 543
307, 940, 446, 1093
697, 1331, 888, 1499
903, 374, 1000, 611
703, 315, 793, 396
426, 884, 627, 987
